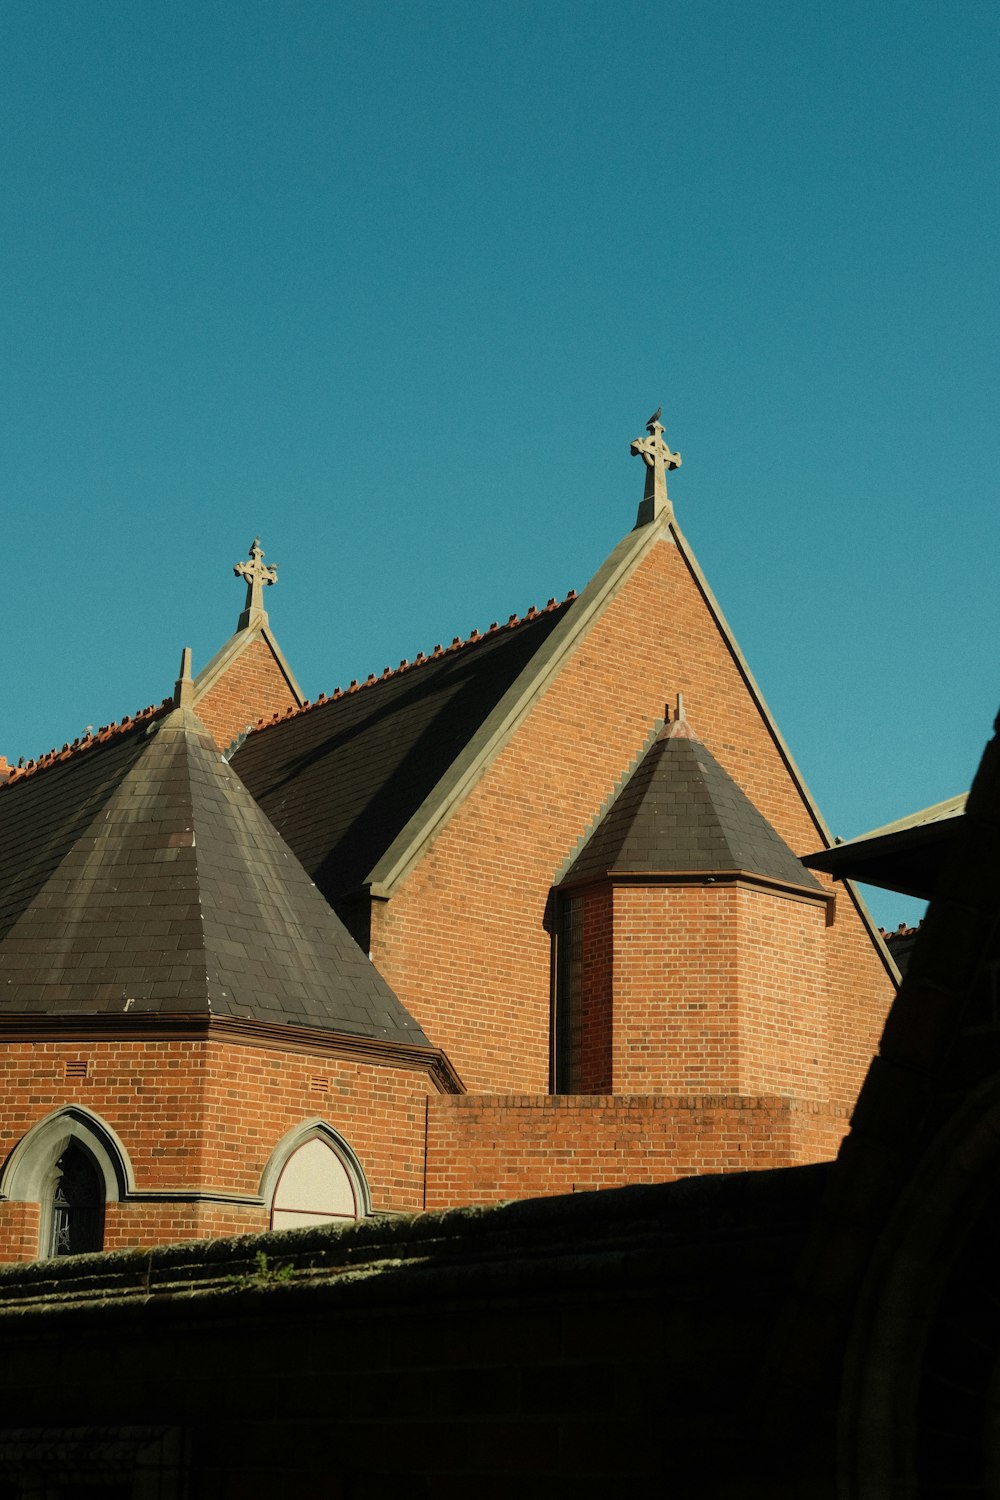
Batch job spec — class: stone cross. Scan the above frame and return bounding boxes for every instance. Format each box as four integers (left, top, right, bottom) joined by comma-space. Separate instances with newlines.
234, 537, 278, 630
630, 411, 681, 524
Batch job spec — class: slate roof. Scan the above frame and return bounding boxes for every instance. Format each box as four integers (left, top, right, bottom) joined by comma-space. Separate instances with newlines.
0, 706, 430, 1046
231, 597, 574, 907
559, 716, 823, 892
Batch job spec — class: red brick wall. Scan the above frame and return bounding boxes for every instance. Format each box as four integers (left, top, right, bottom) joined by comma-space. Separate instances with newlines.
612, 884, 741, 1093
372, 534, 892, 1100
0, 1201, 40, 1261
0, 1034, 435, 1262
196, 637, 299, 751
571, 882, 833, 1103
736, 884, 830, 1098
198, 1037, 433, 1210
103, 1200, 267, 1250
424, 1092, 848, 1208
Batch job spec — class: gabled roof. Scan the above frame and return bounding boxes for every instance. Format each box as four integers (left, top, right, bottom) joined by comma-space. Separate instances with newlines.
0, 706, 430, 1046
193, 619, 304, 716
230, 503, 849, 918
559, 713, 823, 894
194, 535, 304, 713
231, 596, 575, 907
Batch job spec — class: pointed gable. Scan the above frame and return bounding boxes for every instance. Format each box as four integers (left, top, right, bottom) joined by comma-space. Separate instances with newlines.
192, 537, 305, 751
560, 712, 823, 893
0, 707, 430, 1047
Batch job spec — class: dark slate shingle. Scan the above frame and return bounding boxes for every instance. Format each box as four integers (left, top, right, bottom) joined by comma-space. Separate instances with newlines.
230, 604, 572, 910
0, 709, 430, 1047
560, 720, 822, 892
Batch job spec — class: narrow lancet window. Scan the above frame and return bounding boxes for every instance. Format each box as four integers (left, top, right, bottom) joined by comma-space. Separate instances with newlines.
49, 1141, 105, 1256
555, 893, 584, 1093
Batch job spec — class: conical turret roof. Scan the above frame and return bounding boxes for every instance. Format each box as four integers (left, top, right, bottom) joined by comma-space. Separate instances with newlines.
0, 706, 430, 1045
560, 711, 822, 892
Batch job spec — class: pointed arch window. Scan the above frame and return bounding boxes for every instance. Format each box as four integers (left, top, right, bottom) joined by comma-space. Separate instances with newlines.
0, 1106, 131, 1261
262, 1122, 370, 1231
272, 1137, 357, 1229
48, 1140, 106, 1256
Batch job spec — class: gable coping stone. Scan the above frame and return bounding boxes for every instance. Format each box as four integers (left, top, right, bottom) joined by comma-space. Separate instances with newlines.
365, 513, 678, 898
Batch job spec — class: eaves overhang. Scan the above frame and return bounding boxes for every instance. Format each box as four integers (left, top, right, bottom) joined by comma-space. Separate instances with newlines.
556, 866, 834, 909
802, 794, 967, 901
0, 1012, 465, 1095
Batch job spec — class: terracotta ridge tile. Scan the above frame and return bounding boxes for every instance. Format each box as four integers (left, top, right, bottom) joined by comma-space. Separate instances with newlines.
246, 587, 579, 739
880, 922, 922, 941
2, 699, 174, 790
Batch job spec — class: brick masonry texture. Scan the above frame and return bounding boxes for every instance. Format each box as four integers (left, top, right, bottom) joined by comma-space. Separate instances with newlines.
0, 527, 896, 1262
600, 883, 830, 1097
371, 537, 892, 1107
424, 1093, 847, 1208
196, 636, 299, 751
0, 1035, 435, 1261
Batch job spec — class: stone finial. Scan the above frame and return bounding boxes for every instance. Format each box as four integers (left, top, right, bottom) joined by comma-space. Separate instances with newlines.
659, 691, 696, 742
630, 408, 681, 525
234, 537, 278, 630
174, 647, 195, 708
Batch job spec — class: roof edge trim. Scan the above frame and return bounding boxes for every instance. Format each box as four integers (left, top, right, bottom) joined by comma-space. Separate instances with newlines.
193, 623, 305, 709
557, 867, 834, 904
366, 512, 676, 896
805, 793, 968, 864
668, 515, 830, 846
0, 1012, 464, 1094
666, 515, 898, 984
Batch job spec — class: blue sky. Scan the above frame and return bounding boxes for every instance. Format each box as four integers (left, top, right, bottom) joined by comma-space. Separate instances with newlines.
2, 1, 997, 931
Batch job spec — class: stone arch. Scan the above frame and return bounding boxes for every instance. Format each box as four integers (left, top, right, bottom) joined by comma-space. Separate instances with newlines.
260, 1119, 371, 1229
839, 1071, 1000, 1497
0, 1106, 135, 1259
0, 1105, 133, 1205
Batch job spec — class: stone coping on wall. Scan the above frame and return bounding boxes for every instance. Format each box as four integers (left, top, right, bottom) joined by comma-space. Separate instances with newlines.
431, 1092, 847, 1111
0, 1164, 830, 1320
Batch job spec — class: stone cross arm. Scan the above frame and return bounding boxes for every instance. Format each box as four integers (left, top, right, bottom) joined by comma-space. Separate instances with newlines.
630, 415, 681, 523
234, 537, 278, 629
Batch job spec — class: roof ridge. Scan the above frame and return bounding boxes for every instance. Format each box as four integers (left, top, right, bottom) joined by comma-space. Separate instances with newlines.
234, 588, 579, 747
881, 922, 922, 941
1, 700, 174, 791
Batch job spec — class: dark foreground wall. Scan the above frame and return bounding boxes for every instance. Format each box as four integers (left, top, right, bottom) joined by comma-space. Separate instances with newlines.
0, 1166, 832, 1500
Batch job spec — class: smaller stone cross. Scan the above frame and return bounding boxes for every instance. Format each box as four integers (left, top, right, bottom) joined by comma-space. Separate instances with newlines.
234, 537, 278, 630
630, 410, 681, 524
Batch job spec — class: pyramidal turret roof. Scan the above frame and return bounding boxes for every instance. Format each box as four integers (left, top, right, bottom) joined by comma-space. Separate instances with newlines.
559, 705, 823, 892
0, 703, 430, 1046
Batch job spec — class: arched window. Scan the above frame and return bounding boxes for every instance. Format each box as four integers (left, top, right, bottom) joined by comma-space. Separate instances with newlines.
48, 1140, 105, 1256
0, 1106, 131, 1260
261, 1122, 370, 1231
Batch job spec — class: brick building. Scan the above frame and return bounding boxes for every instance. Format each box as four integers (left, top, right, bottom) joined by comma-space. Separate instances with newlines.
0, 413, 896, 1262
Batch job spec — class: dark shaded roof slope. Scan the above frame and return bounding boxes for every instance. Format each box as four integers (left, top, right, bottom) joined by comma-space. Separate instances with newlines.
231, 598, 574, 904
560, 715, 823, 892
0, 716, 163, 946
0, 706, 430, 1046
803, 794, 966, 901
